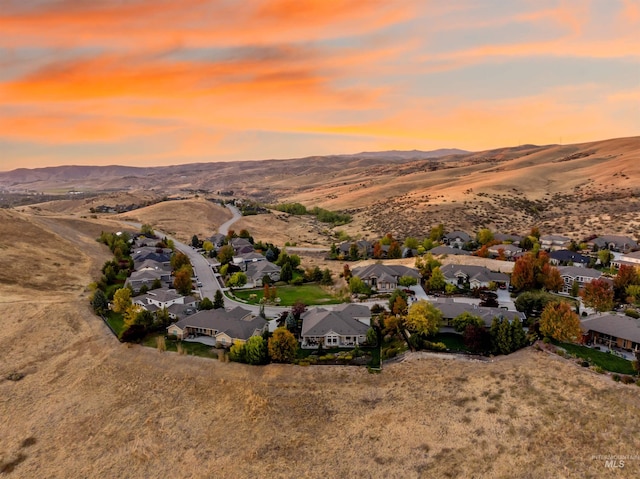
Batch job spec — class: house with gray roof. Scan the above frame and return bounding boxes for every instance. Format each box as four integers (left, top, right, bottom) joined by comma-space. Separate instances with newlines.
540, 235, 571, 251
338, 240, 373, 259
443, 231, 471, 249
588, 235, 639, 253
439, 264, 509, 290
430, 298, 525, 328
127, 269, 170, 292
557, 266, 602, 294
352, 264, 421, 292
245, 261, 281, 287
487, 243, 523, 259
301, 304, 371, 348
167, 307, 267, 346
134, 288, 198, 319
493, 233, 523, 245
232, 251, 267, 269
581, 313, 640, 353
612, 250, 640, 269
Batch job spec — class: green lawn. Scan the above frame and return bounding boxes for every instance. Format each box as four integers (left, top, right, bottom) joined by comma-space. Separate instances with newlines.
232, 284, 341, 306
558, 342, 635, 375
105, 311, 125, 336
434, 332, 468, 352
143, 333, 219, 359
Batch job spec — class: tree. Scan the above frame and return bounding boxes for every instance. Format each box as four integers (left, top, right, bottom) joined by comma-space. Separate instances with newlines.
170, 252, 191, 272
398, 275, 418, 287
173, 268, 192, 295
613, 265, 640, 301
227, 272, 247, 288
229, 340, 247, 363
154, 307, 171, 328
627, 284, 640, 305
404, 237, 419, 249
291, 300, 307, 320
539, 301, 582, 343
392, 296, 408, 316
123, 304, 144, 327
265, 248, 277, 262
570, 279, 580, 298
320, 268, 333, 286
388, 289, 408, 313
388, 241, 402, 259
581, 279, 614, 312
598, 249, 613, 267
199, 297, 214, 310
511, 253, 536, 291
429, 224, 444, 241
141, 223, 154, 236
415, 253, 441, 280
202, 240, 214, 253
91, 289, 109, 315
112, 287, 132, 313
268, 328, 298, 363
213, 289, 225, 309
463, 324, 491, 353
217, 244, 235, 265
349, 276, 370, 295
379, 233, 394, 246
245, 336, 268, 365
490, 317, 526, 355
280, 263, 293, 283
372, 242, 383, 259
541, 264, 563, 292
349, 243, 359, 261
405, 300, 442, 338
477, 228, 494, 245
428, 266, 446, 291
191, 235, 200, 248
343, 264, 352, 281
451, 312, 484, 332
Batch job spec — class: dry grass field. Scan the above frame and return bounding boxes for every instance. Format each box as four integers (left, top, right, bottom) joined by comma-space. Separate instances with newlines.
2, 209, 640, 478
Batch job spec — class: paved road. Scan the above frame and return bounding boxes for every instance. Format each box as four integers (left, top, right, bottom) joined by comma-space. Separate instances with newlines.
218, 204, 242, 235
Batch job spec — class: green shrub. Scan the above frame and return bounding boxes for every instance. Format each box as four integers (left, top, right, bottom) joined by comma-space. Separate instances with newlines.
625, 308, 640, 319
621, 375, 635, 384
580, 360, 590, 367
592, 366, 605, 374
636, 380, 640, 387
556, 349, 566, 357
298, 360, 310, 367
612, 374, 621, 382
425, 341, 447, 352
542, 337, 551, 344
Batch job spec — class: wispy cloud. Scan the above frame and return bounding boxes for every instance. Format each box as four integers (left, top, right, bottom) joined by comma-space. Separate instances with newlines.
0, 0, 638, 170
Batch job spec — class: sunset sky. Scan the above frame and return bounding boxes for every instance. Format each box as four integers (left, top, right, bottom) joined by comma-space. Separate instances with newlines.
1, 0, 638, 170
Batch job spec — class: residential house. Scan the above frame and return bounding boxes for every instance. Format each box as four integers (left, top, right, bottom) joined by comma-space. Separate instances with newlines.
487, 243, 523, 259
127, 269, 168, 292
588, 235, 638, 253
440, 264, 510, 290
581, 313, 640, 352
134, 288, 198, 319
351, 264, 421, 292
612, 250, 640, 269
557, 266, 602, 294
232, 251, 267, 269
230, 237, 254, 254
338, 240, 372, 259
167, 306, 267, 345
549, 250, 591, 268
443, 231, 471, 249
493, 233, 523, 245
300, 304, 371, 348
132, 246, 172, 266
431, 298, 525, 328
428, 245, 472, 256
245, 261, 282, 287
540, 235, 571, 251
207, 233, 226, 248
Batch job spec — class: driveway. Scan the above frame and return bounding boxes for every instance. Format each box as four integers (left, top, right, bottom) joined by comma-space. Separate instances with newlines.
218, 204, 242, 236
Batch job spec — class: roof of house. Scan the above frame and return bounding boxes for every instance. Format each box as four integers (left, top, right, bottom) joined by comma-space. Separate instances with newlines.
428, 245, 472, 256
549, 250, 591, 264
141, 288, 182, 303
444, 231, 471, 241
172, 307, 266, 341
230, 237, 253, 249
557, 266, 602, 279
352, 263, 421, 281
301, 304, 370, 337
136, 259, 172, 272
430, 298, 525, 326
581, 313, 640, 343
493, 233, 523, 243
591, 235, 639, 250
540, 234, 571, 243
440, 264, 509, 283
129, 269, 164, 282
622, 251, 640, 260
487, 244, 522, 253
246, 261, 281, 279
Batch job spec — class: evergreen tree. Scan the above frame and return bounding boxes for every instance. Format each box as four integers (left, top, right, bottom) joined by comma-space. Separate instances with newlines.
91, 289, 108, 315
213, 290, 225, 309
280, 263, 293, 283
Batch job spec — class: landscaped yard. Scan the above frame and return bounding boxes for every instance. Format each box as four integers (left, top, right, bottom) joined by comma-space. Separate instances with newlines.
558, 342, 636, 375
232, 284, 342, 306
143, 333, 219, 359
434, 332, 468, 352
105, 311, 125, 336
